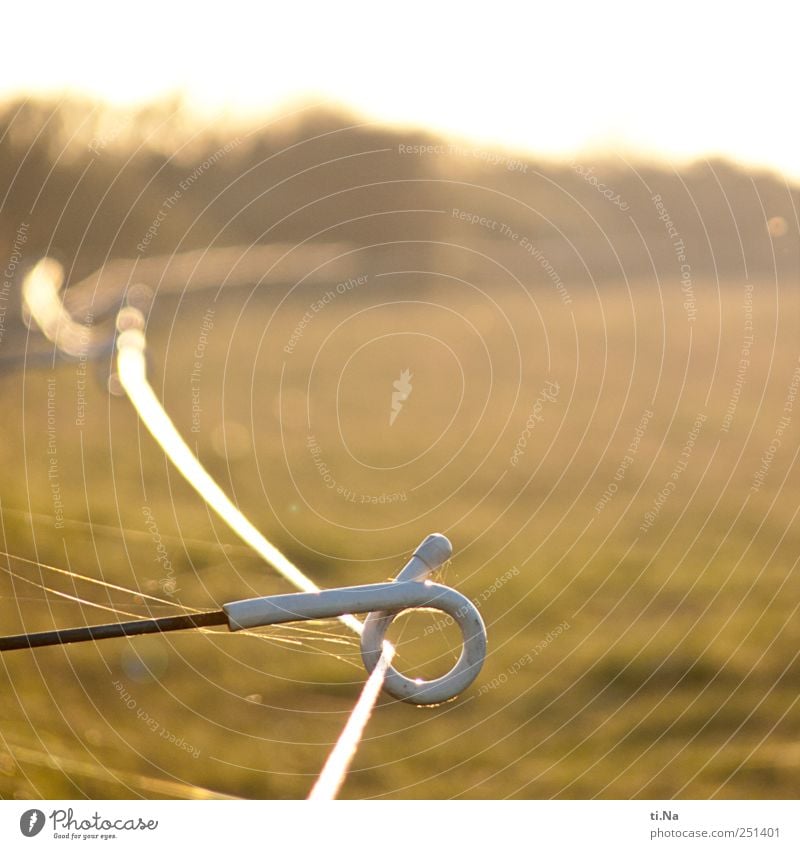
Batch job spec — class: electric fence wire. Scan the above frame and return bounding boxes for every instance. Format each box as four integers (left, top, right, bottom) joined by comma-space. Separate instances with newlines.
18, 257, 413, 800
115, 317, 391, 800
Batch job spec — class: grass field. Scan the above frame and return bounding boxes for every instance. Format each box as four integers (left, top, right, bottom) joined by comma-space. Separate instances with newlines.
1, 267, 799, 799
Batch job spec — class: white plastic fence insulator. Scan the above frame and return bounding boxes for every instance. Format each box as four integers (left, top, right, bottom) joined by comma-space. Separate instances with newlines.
225, 534, 487, 706
361, 534, 487, 705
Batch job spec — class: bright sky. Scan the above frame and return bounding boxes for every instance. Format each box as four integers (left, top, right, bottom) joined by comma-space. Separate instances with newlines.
4, 1, 799, 179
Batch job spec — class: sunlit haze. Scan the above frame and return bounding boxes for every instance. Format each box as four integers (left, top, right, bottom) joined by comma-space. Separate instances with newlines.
3, 1, 799, 177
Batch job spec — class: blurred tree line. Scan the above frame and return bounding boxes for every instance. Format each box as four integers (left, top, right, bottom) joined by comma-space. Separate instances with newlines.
0, 98, 797, 320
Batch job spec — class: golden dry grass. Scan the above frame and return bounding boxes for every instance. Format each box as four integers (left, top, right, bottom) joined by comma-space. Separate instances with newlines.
1, 271, 798, 799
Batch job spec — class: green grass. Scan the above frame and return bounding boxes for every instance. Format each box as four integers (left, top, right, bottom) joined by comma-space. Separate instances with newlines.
1, 274, 798, 799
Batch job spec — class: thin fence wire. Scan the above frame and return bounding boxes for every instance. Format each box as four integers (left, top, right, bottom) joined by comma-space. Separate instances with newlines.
116, 326, 393, 799
116, 324, 364, 636
14, 258, 397, 800
308, 645, 394, 800
0, 548, 363, 657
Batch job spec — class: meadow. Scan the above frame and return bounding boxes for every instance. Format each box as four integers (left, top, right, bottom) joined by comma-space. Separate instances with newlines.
1, 260, 798, 799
